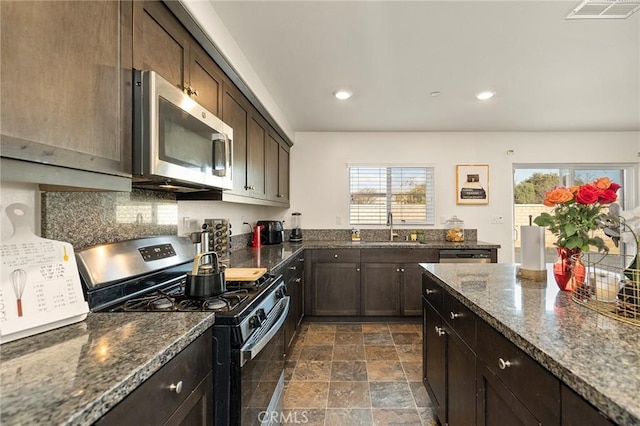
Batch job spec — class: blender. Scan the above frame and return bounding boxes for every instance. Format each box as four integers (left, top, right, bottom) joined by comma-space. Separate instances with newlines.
289, 212, 303, 242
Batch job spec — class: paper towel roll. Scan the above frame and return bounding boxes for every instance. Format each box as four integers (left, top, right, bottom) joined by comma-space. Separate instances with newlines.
521, 226, 546, 271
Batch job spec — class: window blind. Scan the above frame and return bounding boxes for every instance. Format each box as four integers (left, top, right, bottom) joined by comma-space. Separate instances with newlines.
349, 166, 435, 225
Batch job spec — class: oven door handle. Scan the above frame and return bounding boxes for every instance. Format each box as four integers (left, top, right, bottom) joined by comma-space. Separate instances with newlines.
240, 295, 290, 367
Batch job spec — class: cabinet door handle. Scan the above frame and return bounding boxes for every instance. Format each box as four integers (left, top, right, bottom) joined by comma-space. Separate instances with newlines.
434, 326, 446, 336
295, 278, 302, 283
450, 312, 460, 320
356, 268, 360, 272
396, 268, 400, 272
289, 266, 296, 270
169, 381, 183, 394
299, 258, 304, 261
425, 289, 435, 295
400, 268, 405, 272
334, 254, 338, 258
498, 358, 512, 370
186, 86, 199, 97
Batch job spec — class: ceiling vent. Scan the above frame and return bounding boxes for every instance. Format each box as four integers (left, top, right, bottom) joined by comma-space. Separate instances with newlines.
566, 0, 640, 19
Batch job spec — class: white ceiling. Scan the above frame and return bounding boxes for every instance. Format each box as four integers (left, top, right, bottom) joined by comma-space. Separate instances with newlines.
210, 0, 640, 132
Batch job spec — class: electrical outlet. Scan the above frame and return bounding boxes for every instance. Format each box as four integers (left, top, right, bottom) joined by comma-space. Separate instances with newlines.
491, 215, 504, 224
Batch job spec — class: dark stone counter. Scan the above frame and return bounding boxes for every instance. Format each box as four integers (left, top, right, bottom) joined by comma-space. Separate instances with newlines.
421, 262, 640, 425
0, 312, 214, 425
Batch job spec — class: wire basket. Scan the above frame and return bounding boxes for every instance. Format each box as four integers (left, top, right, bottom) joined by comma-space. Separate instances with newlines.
572, 252, 640, 327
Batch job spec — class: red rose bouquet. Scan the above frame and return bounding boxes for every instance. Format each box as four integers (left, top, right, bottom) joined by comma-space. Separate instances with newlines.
534, 177, 621, 252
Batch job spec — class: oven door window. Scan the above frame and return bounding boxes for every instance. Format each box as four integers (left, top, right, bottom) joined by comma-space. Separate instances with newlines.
158, 97, 215, 175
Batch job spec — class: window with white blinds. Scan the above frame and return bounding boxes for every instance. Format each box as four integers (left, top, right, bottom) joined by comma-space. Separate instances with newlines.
349, 166, 435, 225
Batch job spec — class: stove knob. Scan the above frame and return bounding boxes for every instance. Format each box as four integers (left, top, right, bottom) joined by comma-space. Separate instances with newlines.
258, 308, 267, 322
276, 287, 287, 299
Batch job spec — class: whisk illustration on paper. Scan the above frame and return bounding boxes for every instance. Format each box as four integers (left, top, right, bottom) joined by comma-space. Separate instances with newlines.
10, 269, 27, 317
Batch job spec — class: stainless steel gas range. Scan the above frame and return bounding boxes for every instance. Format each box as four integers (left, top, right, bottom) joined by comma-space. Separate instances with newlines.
76, 236, 289, 426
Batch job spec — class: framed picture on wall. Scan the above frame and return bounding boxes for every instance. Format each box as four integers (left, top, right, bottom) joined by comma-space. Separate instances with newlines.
456, 164, 489, 205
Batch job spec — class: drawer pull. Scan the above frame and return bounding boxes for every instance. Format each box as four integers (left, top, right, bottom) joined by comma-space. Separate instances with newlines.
498, 358, 512, 370
169, 381, 183, 394
434, 326, 446, 336
425, 289, 435, 295
295, 278, 302, 283
450, 312, 460, 320
334, 254, 338, 258
289, 266, 297, 270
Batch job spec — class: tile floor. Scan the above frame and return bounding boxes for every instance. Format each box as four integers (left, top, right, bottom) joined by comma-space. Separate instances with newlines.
281, 321, 438, 426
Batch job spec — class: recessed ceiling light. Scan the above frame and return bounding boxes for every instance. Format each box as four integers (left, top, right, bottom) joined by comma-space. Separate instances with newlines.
476, 91, 495, 101
334, 90, 352, 100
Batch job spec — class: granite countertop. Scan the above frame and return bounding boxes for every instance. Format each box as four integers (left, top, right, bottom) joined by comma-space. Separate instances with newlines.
0, 312, 215, 425
421, 263, 640, 425
228, 239, 500, 272
0, 239, 499, 425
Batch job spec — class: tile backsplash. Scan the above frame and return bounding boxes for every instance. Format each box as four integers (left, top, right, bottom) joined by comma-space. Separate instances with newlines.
40, 188, 478, 251
41, 189, 177, 250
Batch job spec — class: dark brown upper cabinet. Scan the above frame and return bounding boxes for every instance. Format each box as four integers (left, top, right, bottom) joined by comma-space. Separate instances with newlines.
1, 0, 133, 190
133, 0, 223, 115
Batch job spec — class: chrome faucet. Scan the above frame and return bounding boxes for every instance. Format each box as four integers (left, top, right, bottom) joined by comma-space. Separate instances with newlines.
387, 212, 398, 241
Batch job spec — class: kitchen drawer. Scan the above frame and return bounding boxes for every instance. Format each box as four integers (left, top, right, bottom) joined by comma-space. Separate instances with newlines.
443, 292, 476, 349
476, 320, 560, 426
97, 331, 212, 425
422, 274, 444, 314
312, 249, 360, 263
361, 248, 438, 263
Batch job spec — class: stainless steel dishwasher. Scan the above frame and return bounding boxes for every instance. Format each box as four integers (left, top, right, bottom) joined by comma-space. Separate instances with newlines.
439, 249, 493, 263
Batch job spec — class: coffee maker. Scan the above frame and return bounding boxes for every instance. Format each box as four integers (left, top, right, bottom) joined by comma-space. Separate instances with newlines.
289, 212, 302, 242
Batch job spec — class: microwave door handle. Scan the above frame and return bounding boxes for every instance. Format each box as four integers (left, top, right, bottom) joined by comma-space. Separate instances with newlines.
226, 133, 233, 173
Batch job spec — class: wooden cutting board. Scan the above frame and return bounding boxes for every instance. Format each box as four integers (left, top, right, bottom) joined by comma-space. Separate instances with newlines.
225, 267, 267, 281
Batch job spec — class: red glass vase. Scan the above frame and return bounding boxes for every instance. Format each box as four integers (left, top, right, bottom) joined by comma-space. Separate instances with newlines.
553, 247, 586, 292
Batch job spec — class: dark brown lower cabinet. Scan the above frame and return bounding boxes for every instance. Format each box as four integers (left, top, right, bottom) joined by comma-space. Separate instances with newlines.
361, 263, 401, 316
476, 362, 540, 426
423, 292, 476, 426
422, 273, 615, 426
402, 262, 426, 315
279, 253, 304, 352
361, 248, 438, 317
313, 262, 360, 316
309, 249, 360, 316
97, 332, 213, 425
561, 384, 615, 426
447, 330, 476, 425
423, 300, 446, 421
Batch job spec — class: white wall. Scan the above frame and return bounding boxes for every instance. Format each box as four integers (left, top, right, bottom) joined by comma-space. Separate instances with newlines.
176, 200, 288, 238
291, 131, 640, 262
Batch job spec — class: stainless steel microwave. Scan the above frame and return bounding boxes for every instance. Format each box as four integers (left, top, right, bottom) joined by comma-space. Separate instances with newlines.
133, 70, 233, 192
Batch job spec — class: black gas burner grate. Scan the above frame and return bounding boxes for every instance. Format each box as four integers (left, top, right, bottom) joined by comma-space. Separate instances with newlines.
121, 288, 250, 312
177, 290, 249, 312
122, 291, 178, 312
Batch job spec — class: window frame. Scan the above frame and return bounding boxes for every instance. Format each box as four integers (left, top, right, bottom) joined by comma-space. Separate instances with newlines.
347, 163, 436, 226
